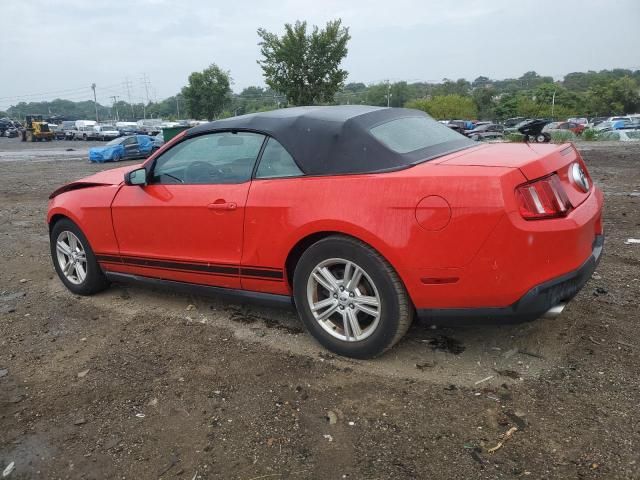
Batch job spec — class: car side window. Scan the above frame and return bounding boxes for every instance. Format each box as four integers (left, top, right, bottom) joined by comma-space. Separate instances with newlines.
151, 131, 265, 185
255, 138, 303, 179
123, 137, 137, 146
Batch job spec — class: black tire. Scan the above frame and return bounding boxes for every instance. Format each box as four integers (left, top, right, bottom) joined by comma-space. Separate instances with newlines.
293, 235, 413, 359
50, 218, 109, 295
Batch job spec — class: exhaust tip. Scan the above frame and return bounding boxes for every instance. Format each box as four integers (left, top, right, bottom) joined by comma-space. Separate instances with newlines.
542, 302, 567, 319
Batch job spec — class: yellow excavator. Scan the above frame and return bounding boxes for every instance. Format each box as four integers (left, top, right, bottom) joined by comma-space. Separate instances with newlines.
21, 115, 54, 142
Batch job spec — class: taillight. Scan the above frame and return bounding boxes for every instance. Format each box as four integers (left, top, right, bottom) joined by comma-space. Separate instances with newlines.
516, 174, 572, 220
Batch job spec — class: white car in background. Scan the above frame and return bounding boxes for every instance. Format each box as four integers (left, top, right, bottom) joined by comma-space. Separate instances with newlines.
93, 125, 120, 141
598, 130, 640, 142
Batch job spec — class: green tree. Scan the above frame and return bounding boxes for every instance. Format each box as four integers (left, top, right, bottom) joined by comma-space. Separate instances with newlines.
181, 64, 232, 120
406, 95, 477, 120
586, 76, 640, 115
472, 86, 496, 119
257, 19, 350, 105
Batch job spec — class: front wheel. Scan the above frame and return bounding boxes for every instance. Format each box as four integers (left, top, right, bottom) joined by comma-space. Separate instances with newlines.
50, 218, 109, 295
293, 236, 413, 359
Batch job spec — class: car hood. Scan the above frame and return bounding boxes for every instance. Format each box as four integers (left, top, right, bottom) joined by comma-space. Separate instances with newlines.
49, 165, 139, 199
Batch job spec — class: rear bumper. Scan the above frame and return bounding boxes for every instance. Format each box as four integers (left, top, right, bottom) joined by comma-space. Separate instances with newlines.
417, 234, 603, 325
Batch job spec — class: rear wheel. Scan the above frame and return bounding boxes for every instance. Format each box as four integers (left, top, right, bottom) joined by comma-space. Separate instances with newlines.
50, 218, 109, 295
293, 236, 413, 358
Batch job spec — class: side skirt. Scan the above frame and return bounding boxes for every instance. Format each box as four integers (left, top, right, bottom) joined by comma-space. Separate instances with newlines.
105, 272, 295, 310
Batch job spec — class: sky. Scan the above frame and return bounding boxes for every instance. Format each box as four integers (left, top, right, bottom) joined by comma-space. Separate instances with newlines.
1, 0, 639, 109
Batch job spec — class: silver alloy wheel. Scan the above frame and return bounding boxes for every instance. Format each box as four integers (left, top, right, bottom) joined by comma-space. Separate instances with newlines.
55, 231, 88, 285
306, 258, 381, 342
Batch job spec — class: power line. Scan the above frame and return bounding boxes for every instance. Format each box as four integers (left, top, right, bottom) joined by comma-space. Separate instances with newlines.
141, 73, 152, 119
110, 96, 119, 121
0, 82, 126, 102
124, 77, 135, 119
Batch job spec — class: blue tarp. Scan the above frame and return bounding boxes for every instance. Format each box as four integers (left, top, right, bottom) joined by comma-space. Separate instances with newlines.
137, 135, 153, 154
88, 135, 153, 163
88, 144, 124, 163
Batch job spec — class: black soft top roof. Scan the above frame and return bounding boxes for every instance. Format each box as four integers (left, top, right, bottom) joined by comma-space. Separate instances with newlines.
187, 106, 473, 175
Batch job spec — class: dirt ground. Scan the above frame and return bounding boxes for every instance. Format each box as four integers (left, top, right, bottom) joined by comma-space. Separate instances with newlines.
1, 138, 639, 479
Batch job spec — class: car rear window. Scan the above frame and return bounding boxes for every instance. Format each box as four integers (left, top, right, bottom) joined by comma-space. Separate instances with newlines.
370, 116, 466, 154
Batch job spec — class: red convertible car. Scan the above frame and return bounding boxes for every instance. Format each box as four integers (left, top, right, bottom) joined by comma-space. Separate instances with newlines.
48, 106, 604, 358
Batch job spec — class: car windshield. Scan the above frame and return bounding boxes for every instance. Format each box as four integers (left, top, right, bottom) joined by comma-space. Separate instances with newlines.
106, 138, 125, 146
370, 116, 471, 154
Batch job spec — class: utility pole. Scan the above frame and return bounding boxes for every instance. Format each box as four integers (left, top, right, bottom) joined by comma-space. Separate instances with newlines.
386, 80, 392, 107
141, 73, 151, 119
91, 83, 99, 122
176, 97, 180, 118
551, 89, 557, 119
124, 77, 135, 120
110, 96, 119, 122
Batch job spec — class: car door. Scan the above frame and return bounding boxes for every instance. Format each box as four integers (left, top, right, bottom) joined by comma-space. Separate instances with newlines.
110, 131, 266, 289
122, 136, 139, 159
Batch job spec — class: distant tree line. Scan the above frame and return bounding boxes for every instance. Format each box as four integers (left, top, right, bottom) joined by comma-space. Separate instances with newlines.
3, 18, 639, 122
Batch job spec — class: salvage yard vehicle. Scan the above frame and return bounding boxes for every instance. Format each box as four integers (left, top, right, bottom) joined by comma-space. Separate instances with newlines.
465, 123, 504, 141
543, 121, 585, 135
518, 119, 551, 143
88, 135, 154, 162
93, 125, 120, 141
597, 130, 640, 142
47, 106, 604, 358
21, 115, 54, 142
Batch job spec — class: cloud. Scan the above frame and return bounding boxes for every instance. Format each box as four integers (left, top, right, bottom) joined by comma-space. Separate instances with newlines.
1, 0, 639, 108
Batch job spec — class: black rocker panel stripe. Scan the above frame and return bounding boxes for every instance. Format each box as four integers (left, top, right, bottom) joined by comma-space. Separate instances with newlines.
95, 254, 284, 281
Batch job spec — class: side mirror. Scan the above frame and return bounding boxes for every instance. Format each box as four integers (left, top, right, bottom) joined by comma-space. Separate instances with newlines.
124, 167, 147, 186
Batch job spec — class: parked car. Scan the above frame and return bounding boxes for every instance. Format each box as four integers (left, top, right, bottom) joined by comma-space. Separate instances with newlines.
466, 123, 504, 141
588, 117, 608, 128
73, 125, 97, 140
503, 117, 527, 128
597, 130, 640, 142
567, 117, 588, 126
48, 106, 603, 358
49, 124, 66, 140
607, 116, 632, 123
94, 125, 120, 141
60, 120, 77, 140
543, 121, 585, 135
504, 119, 533, 134
0, 118, 20, 137
2, 127, 19, 138
152, 132, 164, 152
620, 119, 640, 130
88, 135, 154, 162
117, 125, 138, 137
594, 119, 632, 132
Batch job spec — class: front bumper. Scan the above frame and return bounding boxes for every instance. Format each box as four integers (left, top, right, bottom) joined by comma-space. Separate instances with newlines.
417, 234, 603, 326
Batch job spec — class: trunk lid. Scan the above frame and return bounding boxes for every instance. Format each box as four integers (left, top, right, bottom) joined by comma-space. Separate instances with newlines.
437, 142, 592, 208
